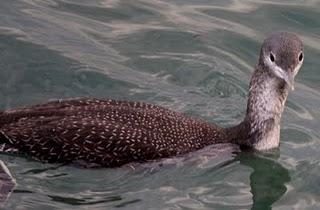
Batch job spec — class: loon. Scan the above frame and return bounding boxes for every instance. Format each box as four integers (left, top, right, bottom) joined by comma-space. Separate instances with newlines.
0, 32, 304, 167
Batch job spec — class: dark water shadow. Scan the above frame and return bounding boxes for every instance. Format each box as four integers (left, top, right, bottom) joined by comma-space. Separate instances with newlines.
47, 194, 141, 208
237, 152, 290, 210
48, 194, 123, 206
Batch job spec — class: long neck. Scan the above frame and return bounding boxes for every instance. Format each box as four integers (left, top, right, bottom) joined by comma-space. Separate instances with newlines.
226, 65, 289, 150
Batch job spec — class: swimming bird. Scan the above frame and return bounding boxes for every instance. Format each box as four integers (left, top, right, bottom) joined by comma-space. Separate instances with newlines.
0, 32, 304, 167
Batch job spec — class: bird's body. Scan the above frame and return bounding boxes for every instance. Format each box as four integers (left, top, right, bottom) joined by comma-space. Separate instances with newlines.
0, 99, 228, 167
0, 32, 304, 167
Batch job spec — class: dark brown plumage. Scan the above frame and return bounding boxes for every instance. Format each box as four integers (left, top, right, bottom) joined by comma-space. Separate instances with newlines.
0, 32, 304, 167
0, 99, 227, 167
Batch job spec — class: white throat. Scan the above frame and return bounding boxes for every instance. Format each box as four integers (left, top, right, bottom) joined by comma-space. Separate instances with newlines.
246, 70, 289, 150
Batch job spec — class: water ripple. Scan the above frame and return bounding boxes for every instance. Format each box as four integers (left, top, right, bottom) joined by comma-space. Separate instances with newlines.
0, 0, 320, 209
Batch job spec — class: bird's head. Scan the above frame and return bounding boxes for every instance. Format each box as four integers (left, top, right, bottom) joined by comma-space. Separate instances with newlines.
259, 32, 304, 90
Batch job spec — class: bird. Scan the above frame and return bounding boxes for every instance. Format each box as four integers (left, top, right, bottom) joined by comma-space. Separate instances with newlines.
0, 32, 304, 167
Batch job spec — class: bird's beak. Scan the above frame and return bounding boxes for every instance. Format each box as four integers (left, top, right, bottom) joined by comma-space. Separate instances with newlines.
284, 70, 295, 91
272, 66, 295, 91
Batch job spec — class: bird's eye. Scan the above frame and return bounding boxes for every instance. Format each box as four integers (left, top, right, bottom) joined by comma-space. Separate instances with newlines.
270, 53, 275, 62
298, 52, 303, 62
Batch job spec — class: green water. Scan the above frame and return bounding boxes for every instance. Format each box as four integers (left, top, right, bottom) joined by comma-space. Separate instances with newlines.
0, 0, 320, 209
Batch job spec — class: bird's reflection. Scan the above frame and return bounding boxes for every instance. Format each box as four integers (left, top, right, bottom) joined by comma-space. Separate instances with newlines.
237, 151, 290, 210
0, 149, 291, 209
0, 160, 15, 207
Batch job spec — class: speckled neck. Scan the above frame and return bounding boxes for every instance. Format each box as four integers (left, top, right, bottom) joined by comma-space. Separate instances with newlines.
226, 65, 290, 150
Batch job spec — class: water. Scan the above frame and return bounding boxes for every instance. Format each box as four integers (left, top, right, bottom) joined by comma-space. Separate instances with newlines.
0, 0, 320, 209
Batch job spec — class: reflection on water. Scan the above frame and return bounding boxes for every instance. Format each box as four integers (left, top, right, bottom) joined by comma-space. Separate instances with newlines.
0, 0, 320, 209
0, 161, 15, 207
238, 152, 290, 210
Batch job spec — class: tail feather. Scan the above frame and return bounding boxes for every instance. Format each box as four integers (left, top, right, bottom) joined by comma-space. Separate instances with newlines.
0, 131, 18, 154
0, 111, 20, 154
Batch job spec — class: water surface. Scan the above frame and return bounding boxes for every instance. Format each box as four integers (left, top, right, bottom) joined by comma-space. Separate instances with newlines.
0, 0, 320, 209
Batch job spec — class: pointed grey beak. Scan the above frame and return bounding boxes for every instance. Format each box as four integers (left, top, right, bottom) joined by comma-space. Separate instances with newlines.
272, 66, 295, 91
283, 70, 295, 91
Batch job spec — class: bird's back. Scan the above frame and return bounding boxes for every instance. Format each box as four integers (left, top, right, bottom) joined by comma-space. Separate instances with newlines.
0, 98, 226, 167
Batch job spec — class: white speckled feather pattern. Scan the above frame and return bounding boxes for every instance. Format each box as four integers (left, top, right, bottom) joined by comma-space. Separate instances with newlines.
0, 99, 226, 167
